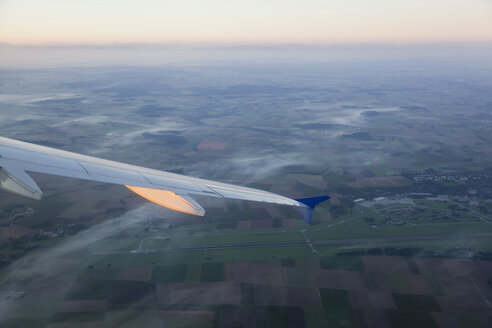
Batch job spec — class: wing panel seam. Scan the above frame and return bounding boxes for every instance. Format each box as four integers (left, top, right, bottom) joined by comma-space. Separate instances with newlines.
138, 172, 153, 184
76, 161, 89, 174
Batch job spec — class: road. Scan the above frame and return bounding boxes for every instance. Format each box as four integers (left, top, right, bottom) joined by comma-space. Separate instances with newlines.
93, 232, 492, 255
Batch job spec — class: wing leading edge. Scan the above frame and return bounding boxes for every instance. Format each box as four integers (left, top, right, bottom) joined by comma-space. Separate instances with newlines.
0, 136, 328, 223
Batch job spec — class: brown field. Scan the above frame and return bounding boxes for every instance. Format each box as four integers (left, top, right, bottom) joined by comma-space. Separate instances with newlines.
160, 310, 215, 326
155, 283, 169, 305
349, 291, 397, 309
431, 312, 453, 328
284, 267, 318, 286
437, 296, 492, 315
317, 270, 343, 289
326, 193, 343, 205
46, 322, 104, 328
250, 218, 273, 229
254, 285, 287, 305
286, 286, 321, 306
31, 271, 78, 293
400, 274, 435, 294
362, 255, 412, 275
437, 277, 482, 298
196, 139, 227, 151
282, 218, 297, 228
220, 308, 254, 327
58, 300, 107, 312
236, 221, 251, 229
0, 225, 33, 240
366, 291, 397, 309
287, 174, 328, 190
370, 272, 433, 294
348, 290, 371, 308
167, 282, 241, 305
473, 278, 492, 301
317, 269, 369, 291
339, 270, 369, 291
265, 206, 284, 219
269, 180, 298, 197
414, 258, 452, 277
250, 208, 271, 219
226, 262, 285, 285
442, 259, 492, 278
253, 285, 321, 306
363, 310, 392, 328
114, 266, 153, 282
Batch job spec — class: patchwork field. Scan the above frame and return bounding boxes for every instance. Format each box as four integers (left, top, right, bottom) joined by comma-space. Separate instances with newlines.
1, 53, 492, 327
3, 249, 492, 327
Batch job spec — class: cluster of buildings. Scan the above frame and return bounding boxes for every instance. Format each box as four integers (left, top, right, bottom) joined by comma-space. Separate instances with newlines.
412, 172, 490, 183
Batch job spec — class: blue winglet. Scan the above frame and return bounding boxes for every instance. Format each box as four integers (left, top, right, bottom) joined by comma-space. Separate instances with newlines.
295, 196, 330, 224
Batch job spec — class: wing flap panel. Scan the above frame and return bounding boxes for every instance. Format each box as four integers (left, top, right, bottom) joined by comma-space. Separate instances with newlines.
125, 185, 205, 216
0, 167, 43, 200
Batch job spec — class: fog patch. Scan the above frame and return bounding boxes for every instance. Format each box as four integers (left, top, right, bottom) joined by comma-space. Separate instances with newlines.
0, 204, 171, 321
0, 113, 43, 123
113, 122, 187, 146
329, 150, 388, 167
85, 119, 188, 155
0, 94, 85, 106
187, 151, 312, 183
313, 106, 401, 127
48, 115, 110, 127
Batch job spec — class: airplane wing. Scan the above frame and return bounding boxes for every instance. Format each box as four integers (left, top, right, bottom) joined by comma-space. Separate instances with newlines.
0, 136, 328, 223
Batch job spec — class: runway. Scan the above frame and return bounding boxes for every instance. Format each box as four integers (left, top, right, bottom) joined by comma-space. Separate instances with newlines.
93, 232, 492, 255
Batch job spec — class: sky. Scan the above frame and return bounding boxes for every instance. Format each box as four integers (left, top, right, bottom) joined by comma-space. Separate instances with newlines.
1, 0, 492, 44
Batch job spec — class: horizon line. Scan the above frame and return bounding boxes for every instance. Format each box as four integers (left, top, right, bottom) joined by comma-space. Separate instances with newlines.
2, 40, 492, 47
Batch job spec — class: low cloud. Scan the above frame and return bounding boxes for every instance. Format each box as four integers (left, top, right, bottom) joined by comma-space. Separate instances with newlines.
0, 204, 171, 321
187, 150, 310, 181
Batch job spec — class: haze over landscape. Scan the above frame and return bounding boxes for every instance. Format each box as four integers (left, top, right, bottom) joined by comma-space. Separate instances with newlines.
1, 1, 492, 327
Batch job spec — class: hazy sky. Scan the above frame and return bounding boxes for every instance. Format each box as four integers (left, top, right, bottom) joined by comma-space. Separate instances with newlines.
1, 0, 492, 44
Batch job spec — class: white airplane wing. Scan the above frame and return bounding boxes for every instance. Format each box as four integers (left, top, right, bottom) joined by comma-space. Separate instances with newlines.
0, 136, 328, 223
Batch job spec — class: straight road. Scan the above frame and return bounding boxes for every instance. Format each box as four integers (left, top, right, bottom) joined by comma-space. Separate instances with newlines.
93, 232, 492, 255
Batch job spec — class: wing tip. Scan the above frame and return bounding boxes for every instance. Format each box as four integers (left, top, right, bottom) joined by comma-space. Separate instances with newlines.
295, 195, 330, 224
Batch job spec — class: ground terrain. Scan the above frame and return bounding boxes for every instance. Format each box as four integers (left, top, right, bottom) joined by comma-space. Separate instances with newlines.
1, 50, 492, 327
